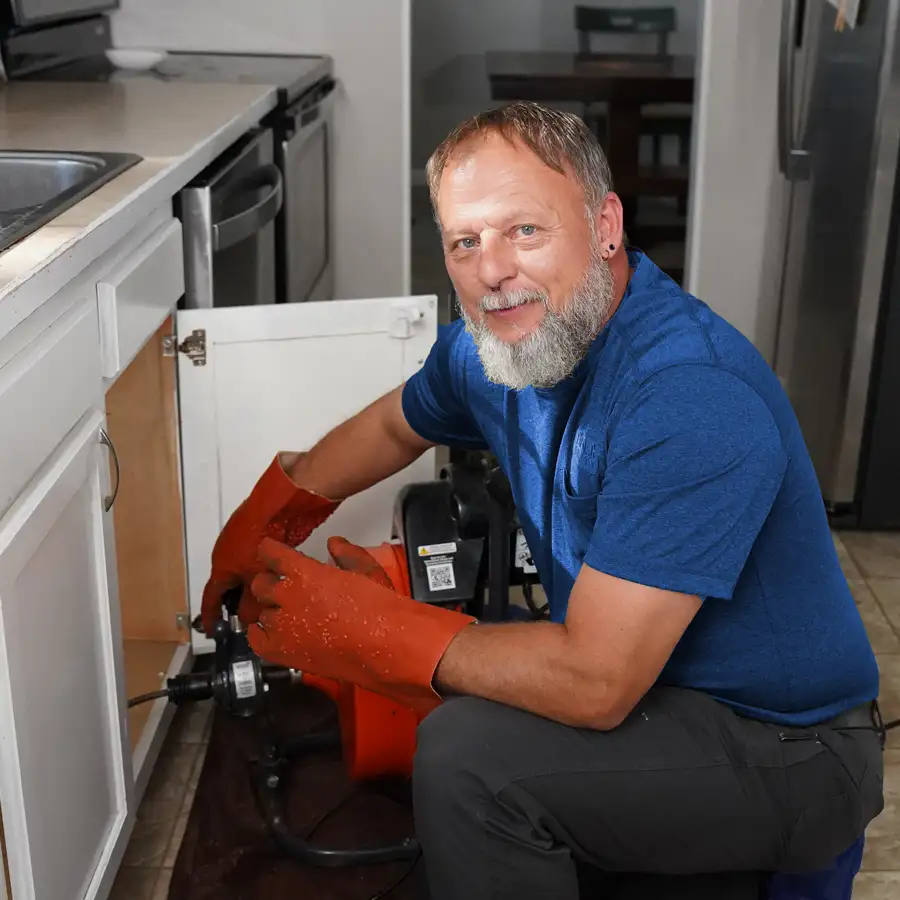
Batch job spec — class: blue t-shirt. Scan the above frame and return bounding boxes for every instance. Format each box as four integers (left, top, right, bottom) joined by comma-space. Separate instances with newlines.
401, 249, 878, 727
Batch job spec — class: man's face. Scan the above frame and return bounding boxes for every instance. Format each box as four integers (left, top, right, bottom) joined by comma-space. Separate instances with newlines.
436, 132, 614, 389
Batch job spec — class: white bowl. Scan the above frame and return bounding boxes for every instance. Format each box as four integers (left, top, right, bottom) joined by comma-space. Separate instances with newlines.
105, 49, 168, 71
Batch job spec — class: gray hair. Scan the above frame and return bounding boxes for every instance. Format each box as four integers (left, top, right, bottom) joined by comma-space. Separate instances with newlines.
425, 101, 613, 214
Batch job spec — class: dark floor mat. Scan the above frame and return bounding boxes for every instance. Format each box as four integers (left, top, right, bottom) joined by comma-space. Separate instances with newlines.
169, 684, 763, 900
169, 684, 425, 900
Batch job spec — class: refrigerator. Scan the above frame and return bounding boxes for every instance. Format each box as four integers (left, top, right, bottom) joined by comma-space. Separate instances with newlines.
772, 0, 900, 529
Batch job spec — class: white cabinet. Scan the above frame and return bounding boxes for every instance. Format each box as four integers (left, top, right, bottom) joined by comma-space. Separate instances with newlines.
0, 205, 439, 899
0, 410, 132, 900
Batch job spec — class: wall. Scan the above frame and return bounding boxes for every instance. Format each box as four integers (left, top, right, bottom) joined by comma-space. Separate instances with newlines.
111, 0, 411, 300
412, 0, 700, 169
684, 0, 785, 357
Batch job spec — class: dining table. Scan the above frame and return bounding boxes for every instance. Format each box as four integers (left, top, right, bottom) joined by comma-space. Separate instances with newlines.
484, 51, 696, 206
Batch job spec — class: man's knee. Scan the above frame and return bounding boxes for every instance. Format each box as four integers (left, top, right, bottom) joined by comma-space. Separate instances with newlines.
413, 696, 503, 805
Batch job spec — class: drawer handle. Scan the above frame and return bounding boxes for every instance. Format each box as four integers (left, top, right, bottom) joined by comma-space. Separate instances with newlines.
99, 427, 120, 512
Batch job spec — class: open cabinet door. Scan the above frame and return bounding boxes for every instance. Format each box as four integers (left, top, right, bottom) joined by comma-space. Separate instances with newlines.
177, 295, 439, 653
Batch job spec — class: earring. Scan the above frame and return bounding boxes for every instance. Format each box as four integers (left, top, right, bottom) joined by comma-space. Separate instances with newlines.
609, 243, 616, 251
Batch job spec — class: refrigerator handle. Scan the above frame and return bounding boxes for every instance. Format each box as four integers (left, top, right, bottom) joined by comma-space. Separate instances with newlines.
779, 0, 811, 181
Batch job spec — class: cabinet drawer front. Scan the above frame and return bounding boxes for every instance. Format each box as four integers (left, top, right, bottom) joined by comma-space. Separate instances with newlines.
0, 300, 102, 517
98, 219, 185, 379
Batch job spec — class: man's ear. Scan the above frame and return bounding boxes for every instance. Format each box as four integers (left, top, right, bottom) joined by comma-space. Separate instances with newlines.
592, 192, 625, 256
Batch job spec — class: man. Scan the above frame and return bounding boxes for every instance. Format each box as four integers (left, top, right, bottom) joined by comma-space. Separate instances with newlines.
201, 102, 884, 899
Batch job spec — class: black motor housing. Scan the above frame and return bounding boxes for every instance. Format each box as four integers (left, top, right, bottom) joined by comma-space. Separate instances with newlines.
390, 454, 543, 622
392, 479, 485, 609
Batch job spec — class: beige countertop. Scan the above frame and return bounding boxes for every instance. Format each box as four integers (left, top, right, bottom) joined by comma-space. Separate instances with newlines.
0, 79, 278, 342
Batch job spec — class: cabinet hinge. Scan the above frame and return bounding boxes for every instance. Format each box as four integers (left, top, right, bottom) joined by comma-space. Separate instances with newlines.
163, 329, 207, 366
175, 612, 192, 631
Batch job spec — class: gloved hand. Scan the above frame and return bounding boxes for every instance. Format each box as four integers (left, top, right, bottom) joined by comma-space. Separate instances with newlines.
326, 536, 395, 590
200, 454, 340, 636
247, 536, 476, 712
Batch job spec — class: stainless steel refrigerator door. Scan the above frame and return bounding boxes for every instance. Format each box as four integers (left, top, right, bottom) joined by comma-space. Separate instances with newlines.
773, 0, 900, 509
834, 5, 900, 504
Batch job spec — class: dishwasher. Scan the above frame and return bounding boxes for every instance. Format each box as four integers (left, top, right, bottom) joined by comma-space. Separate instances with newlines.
163, 53, 337, 308
179, 126, 283, 309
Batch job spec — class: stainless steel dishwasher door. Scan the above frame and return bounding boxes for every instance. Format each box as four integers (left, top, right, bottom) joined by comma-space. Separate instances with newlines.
277, 78, 336, 304
180, 127, 283, 309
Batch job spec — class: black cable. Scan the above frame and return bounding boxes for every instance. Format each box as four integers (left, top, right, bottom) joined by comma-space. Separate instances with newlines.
522, 580, 549, 619
302, 785, 422, 900
302, 786, 361, 841
127, 689, 169, 708
368, 849, 422, 900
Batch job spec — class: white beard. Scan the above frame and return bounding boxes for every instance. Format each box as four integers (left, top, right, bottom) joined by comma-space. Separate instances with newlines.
458, 250, 615, 390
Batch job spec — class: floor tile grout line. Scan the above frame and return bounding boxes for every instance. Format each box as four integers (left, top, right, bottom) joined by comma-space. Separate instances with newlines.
837, 532, 864, 571
865, 575, 900, 644
868, 581, 900, 645
835, 532, 867, 582
153, 866, 174, 898
840, 531, 900, 579
834, 530, 900, 645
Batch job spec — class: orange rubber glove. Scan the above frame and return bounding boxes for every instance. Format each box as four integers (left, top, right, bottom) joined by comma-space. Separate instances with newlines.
200, 455, 339, 636
246, 536, 476, 713
326, 536, 395, 590
319, 536, 424, 779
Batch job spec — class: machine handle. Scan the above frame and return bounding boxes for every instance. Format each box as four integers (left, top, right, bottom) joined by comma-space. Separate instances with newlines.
189, 586, 245, 637
212, 163, 283, 251
99, 427, 120, 512
222, 585, 244, 619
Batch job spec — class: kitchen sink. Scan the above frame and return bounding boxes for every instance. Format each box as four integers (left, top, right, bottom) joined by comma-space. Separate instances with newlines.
0, 151, 143, 254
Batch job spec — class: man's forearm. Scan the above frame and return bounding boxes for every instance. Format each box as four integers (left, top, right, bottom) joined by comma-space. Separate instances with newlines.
285, 387, 433, 501
434, 622, 620, 729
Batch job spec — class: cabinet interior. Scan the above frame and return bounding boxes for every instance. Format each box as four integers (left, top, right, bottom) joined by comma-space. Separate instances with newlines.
105, 317, 190, 752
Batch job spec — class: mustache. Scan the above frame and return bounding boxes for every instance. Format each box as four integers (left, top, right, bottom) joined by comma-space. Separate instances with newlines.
479, 290, 548, 313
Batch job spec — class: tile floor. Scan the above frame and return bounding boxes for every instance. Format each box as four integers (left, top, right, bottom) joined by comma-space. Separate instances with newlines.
110, 530, 900, 899
837, 531, 900, 898
108, 698, 214, 899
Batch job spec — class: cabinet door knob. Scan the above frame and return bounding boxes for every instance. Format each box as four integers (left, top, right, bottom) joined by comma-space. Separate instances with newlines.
99, 427, 120, 512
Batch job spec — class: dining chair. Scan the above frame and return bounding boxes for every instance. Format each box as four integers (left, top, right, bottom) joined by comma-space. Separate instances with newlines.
573, 5, 692, 168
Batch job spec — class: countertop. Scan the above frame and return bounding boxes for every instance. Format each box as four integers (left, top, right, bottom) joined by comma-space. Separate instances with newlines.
0, 79, 278, 342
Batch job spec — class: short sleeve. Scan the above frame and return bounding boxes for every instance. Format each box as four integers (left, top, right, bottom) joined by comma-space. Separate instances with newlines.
584, 366, 788, 600
401, 321, 488, 450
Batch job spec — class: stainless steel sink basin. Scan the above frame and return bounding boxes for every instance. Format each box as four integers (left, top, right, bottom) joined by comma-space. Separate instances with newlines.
0, 151, 142, 254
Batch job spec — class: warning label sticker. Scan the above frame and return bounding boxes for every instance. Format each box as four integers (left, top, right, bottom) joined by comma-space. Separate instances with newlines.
418, 542, 457, 557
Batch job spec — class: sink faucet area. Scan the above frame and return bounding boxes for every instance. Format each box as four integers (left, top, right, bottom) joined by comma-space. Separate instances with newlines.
0, 150, 142, 253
